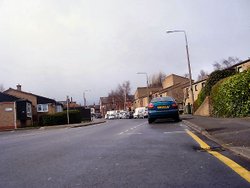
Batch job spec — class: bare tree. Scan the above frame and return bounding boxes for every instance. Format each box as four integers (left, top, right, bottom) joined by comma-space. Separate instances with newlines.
0, 84, 4, 92
213, 56, 241, 70
213, 62, 222, 70
108, 81, 132, 110
149, 72, 165, 87
197, 70, 209, 81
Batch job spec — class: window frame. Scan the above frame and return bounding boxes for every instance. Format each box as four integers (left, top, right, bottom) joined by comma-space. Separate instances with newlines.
26, 103, 32, 117
37, 104, 49, 112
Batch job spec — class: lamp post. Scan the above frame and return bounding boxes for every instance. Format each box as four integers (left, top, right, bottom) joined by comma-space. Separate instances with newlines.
166, 30, 195, 114
137, 72, 150, 105
83, 90, 90, 108
66, 96, 70, 124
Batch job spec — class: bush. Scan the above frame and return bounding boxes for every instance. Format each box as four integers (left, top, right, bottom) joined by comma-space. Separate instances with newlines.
195, 69, 236, 109
211, 70, 250, 117
39, 110, 82, 126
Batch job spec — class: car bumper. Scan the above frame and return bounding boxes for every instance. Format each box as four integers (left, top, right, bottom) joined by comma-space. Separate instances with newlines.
148, 109, 179, 119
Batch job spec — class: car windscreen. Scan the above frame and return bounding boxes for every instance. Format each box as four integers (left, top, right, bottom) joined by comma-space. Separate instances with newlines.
151, 97, 174, 103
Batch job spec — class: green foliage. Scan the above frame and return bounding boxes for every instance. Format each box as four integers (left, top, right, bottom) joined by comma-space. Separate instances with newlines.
195, 69, 236, 109
211, 70, 250, 117
40, 110, 82, 126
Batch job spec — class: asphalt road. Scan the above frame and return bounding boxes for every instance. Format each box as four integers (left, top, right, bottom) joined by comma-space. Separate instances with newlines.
0, 119, 249, 188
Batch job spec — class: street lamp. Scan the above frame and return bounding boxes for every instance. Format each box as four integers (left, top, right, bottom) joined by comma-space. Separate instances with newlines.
166, 30, 195, 114
137, 72, 150, 105
83, 90, 91, 108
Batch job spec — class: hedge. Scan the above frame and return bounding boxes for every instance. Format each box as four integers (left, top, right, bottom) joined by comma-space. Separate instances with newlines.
195, 69, 236, 109
39, 110, 82, 126
211, 70, 250, 117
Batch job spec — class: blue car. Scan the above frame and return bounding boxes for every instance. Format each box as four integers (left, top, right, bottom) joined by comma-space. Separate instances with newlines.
147, 96, 180, 123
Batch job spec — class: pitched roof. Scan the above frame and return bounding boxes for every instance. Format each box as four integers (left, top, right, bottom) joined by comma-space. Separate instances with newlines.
230, 58, 250, 68
4, 88, 56, 104
0, 92, 20, 102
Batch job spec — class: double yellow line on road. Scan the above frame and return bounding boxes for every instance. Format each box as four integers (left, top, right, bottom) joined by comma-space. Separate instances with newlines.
186, 130, 250, 183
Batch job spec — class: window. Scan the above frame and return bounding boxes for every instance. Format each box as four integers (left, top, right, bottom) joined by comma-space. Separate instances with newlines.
238, 66, 243, 73
26, 103, 32, 117
202, 82, 206, 88
195, 85, 198, 91
56, 105, 63, 113
186, 88, 189, 98
37, 104, 48, 112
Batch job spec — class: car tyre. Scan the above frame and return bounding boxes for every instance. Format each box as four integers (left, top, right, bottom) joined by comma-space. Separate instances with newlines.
148, 118, 155, 124
174, 115, 181, 122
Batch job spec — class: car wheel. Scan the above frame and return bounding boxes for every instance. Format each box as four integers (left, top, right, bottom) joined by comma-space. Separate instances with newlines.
174, 115, 181, 122
148, 118, 155, 124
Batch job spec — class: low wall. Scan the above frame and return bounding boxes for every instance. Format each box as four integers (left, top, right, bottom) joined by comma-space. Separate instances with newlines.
194, 96, 212, 116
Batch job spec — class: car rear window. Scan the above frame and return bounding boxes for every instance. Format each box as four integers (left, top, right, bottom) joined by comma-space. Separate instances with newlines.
151, 97, 174, 102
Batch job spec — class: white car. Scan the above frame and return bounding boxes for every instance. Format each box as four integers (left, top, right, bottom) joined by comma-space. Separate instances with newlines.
108, 114, 115, 120
134, 107, 148, 119
119, 112, 127, 119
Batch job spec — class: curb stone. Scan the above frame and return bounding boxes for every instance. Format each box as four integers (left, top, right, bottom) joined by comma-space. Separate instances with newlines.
183, 120, 250, 161
5, 120, 107, 132
41, 120, 107, 130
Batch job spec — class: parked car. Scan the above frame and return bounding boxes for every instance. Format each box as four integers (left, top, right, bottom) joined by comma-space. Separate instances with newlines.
133, 107, 147, 119
119, 111, 127, 119
108, 114, 115, 120
126, 111, 133, 119
95, 113, 102, 118
105, 110, 116, 120
147, 96, 180, 123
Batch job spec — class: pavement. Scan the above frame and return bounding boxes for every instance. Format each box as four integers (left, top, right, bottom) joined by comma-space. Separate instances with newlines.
182, 114, 250, 161
13, 119, 106, 131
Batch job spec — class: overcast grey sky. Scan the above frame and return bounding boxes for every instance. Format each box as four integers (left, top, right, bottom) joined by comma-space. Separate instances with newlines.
0, 0, 249, 105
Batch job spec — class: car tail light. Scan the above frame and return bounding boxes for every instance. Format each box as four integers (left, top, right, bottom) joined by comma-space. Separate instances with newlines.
172, 103, 178, 109
148, 103, 154, 109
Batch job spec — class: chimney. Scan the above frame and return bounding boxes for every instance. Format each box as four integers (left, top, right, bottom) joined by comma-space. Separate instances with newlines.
17, 84, 22, 91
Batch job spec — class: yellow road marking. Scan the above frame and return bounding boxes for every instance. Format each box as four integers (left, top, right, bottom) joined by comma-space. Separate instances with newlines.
186, 130, 250, 183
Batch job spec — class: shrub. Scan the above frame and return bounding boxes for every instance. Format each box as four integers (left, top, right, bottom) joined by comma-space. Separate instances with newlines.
195, 69, 236, 109
211, 70, 250, 117
40, 110, 82, 126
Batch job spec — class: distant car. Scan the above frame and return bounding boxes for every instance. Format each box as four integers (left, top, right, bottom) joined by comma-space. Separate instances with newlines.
106, 110, 116, 119
119, 111, 127, 119
133, 107, 147, 119
147, 96, 180, 123
95, 113, 102, 118
108, 114, 115, 120
126, 111, 133, 119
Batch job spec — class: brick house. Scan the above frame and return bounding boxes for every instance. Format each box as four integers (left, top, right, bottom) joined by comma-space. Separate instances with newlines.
152, 74, 191, 103
183, 58, 250, 115
133, 87, 162, 109
231, 58, 250, 73
0, 92, 32, 130
183, 78, 207, 109
141, 74, 191, 111
4, 85, 63, 122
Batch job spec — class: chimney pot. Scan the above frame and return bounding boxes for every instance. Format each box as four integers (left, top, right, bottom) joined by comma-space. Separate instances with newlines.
17, 84, 22, 91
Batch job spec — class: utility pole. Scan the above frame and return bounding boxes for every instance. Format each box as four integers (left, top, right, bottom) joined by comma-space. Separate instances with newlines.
66, 96, 70, 124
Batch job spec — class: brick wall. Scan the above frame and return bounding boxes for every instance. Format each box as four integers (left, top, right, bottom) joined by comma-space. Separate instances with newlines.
0, 102, 15, 130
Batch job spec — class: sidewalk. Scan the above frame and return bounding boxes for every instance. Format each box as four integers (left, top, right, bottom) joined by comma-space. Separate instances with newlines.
181, 114, 250, 160
12, 119, 106, 131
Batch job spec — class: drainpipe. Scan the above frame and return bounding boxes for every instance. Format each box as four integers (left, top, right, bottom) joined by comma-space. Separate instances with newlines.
13, 102, 17, 129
